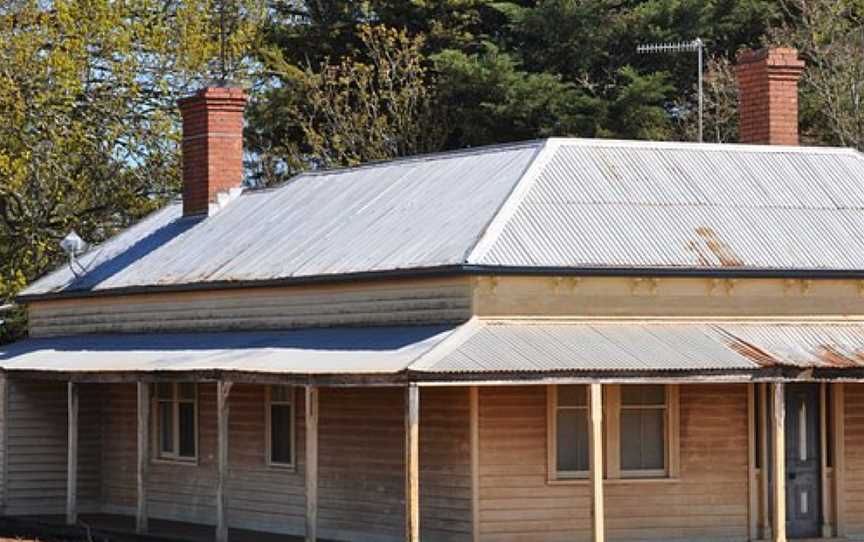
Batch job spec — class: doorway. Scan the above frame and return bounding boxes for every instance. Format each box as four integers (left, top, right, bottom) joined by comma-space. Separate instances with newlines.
785, 383, 821, 539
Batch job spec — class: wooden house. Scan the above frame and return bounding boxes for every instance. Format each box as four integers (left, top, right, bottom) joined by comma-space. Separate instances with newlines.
1, 47, 863, 542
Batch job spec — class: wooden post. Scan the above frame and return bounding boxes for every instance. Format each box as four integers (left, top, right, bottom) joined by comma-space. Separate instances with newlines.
136, 382, 150, 534
759, 383, 771, 541
305, 386, 319, 542
470, 387, 480, 542
216, 381, 232, 542
589, 383, 605, 542
833, 383, 846, 537
66, 381, 78, 525
819, 383, 831, 538
772, 383, 786, 542
0, 373, 7, 515
747, 384, 757, 541
405, 384, 420, 542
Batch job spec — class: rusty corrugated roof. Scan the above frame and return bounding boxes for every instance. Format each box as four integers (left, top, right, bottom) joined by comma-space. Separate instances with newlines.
4, 320, 864, 376
409, 319, 864, 373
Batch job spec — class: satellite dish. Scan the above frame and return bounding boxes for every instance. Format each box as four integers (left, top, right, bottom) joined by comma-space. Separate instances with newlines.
60, 231, 88, 277
60, 230, 87, 257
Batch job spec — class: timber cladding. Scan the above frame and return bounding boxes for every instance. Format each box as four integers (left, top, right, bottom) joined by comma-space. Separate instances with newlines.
25, 277, 472, 337
844, 384, 864, 537
60, 382, 471, 541
4, 381, 101, 516
478, 384, 749, 541
472, 275, 864, 318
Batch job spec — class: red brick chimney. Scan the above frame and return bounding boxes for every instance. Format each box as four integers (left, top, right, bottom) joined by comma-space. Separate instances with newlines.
178, 87, 248, 216
735, 47, 805, 145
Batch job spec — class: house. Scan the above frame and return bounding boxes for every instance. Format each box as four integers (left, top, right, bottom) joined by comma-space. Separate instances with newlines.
1, 46, 863, 542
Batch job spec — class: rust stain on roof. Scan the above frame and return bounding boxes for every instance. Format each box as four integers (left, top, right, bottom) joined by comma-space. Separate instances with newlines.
725, 337, 781, 367
687, 227, 744, 267
815, 345, 864, 368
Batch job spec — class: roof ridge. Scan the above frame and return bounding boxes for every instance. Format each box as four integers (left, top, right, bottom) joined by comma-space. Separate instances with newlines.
546, 136, 861, 155
464, 139, 561, 264
246, 139, 547, 194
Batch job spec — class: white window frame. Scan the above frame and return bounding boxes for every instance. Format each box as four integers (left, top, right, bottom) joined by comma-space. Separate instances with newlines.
548, 385, 590, 480
266, 385, 296, 469
153, 382, 198, 463
548, 384, 680, 483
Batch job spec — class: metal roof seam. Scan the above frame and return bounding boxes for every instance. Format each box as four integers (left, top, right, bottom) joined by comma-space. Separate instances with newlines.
463, 139, 553, 264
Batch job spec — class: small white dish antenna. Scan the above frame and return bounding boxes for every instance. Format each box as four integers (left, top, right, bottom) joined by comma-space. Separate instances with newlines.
60, 230, 88, 277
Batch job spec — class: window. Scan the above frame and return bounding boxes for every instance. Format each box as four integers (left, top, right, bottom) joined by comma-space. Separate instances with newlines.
549, 384, 679, 482
155, 383, 197, 461
553, 385, 590, 477
267, 386, 295, 468
620, 385, 666, 475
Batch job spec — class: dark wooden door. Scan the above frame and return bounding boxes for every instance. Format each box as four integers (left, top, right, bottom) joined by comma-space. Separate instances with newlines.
785, 384, 821, 539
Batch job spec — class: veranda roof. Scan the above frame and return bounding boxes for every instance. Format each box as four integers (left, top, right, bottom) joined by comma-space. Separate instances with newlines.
3, 319, 864, 380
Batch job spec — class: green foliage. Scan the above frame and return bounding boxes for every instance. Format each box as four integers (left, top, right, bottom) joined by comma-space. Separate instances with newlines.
249, 25, 445, 178
7, 0, 864, 348
0, 0, 262, 343
432, 44, 604, 146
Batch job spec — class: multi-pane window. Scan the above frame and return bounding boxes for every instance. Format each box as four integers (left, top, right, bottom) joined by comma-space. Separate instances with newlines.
550, 384, 677, 481
620, 385, 667, 474
267, 386, 295, 467
155, 383, 197, 461
554, 385, 590, 476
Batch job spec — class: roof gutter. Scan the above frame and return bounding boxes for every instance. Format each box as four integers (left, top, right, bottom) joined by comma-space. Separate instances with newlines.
18, 264, 864, 304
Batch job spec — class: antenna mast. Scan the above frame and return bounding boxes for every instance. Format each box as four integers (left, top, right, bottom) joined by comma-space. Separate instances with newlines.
637, 38, 704, 143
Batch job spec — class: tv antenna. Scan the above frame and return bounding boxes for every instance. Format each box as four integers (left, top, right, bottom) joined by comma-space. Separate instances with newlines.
637, 38, 704, 142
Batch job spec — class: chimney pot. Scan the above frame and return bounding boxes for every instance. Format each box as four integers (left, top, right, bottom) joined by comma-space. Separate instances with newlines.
178, 87, 248, 216
735, 47, 805, 146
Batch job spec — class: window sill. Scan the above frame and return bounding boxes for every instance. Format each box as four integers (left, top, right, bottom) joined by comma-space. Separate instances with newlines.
152, 457, 199, 467
547, 477, 680, 486
266, 462, 297, 473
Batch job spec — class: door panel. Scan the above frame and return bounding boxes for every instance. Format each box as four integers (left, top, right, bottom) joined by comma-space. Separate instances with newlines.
785, 384, 821, 539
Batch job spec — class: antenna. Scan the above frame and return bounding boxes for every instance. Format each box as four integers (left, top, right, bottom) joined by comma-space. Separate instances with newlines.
637, 38, 704, 143
219, 0, 228, 83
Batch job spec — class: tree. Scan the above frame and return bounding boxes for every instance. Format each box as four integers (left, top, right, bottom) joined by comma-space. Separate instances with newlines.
0, 0, 263, 344
249, 25, 445, 181
773, 0, 864, 148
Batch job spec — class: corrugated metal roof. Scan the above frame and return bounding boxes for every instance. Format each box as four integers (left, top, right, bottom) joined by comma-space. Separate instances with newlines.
22, 142, 541, 297
0, 326, 456, 375
21, 138, 864, 299
472, 139, 864, 269
4, 320, 864, 376
409, 320, 864, 373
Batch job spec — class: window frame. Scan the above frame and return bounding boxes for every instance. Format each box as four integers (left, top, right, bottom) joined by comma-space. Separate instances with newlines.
617, 385, 670, 478
153, 382, 198, 464
548, 385, 591, 480
265, 385, 296, 470
548, 384, 679, 483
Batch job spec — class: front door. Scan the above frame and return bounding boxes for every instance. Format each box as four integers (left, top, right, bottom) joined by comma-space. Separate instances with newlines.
785, 384, 821, 539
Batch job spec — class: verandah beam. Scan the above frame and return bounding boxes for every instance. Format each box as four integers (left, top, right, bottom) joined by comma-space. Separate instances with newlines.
405, 383, 420, 542
216, 381, 233, 542
590, 383, 605, 542
137, 382, 150, 534
772, 382, 786, 542
305, 386, 319, 542
66, 381, 78, 525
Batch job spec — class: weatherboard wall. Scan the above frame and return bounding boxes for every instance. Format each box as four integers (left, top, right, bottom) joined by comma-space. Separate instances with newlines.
26, 276, 473, 338
98, 383, 471, 541
4, 381, 101, 516
477, 384, 749, 542
25, 274, 864, 340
